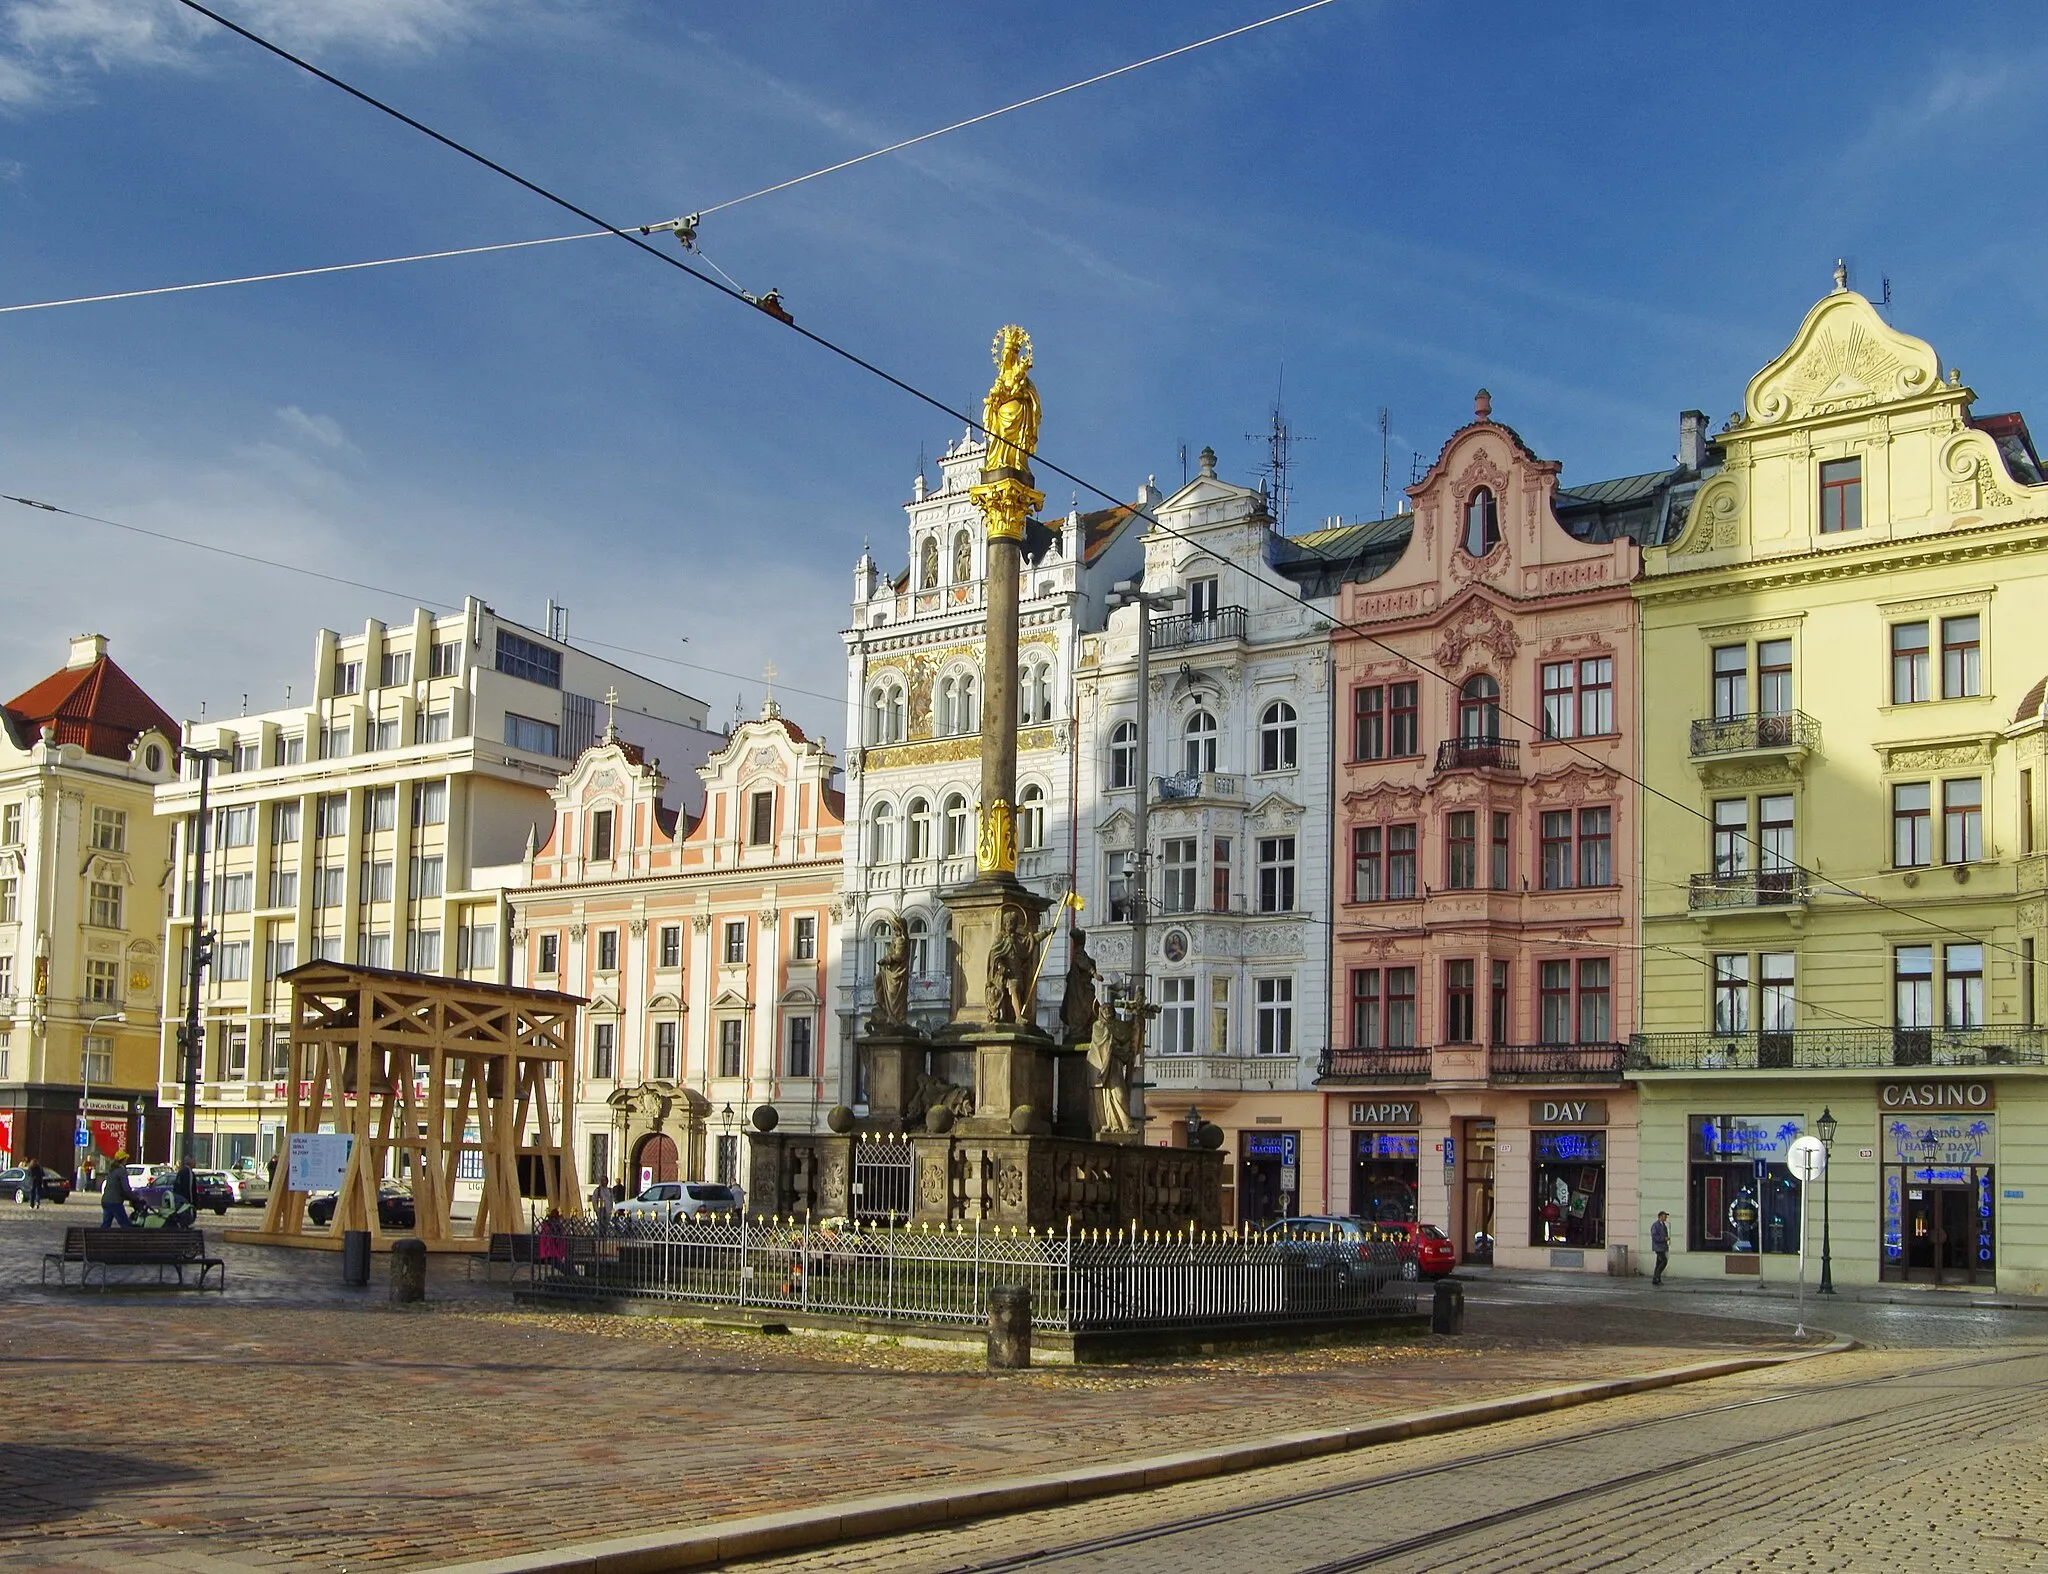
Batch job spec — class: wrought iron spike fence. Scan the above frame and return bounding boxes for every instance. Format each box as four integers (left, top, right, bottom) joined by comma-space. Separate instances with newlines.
525, 1215, 1418, 1333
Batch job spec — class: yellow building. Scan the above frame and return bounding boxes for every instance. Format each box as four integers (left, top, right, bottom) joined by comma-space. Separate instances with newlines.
1633, 275, 2048, 1292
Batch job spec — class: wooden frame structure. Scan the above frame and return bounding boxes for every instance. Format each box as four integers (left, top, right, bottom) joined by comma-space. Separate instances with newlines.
241, 963, 586, 1249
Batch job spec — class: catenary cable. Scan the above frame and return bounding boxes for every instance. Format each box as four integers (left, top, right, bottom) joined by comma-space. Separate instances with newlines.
149, 0, 2048, 986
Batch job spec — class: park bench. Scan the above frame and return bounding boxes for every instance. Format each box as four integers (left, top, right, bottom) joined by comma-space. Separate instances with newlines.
467, 1231, 536, 1282
40, 1227, 225, 1291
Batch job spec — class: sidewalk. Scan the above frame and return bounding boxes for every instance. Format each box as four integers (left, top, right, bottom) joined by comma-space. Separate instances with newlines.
1462, 1261, 2048, 1314
0, 1207, 1814, 1573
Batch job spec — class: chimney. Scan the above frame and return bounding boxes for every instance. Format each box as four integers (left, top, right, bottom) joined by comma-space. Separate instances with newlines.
67, 633, 108, 669
1678, 410, 1710, 473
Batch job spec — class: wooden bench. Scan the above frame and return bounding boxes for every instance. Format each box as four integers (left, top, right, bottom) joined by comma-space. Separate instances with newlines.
467, 1231, 536, 1282
41, 1227, 224, 1291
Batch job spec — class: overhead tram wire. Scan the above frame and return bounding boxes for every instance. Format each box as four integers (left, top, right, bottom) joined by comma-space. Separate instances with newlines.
0, 492, 844, 710
169, 0, 2042, 983
0, 2, 1346, 319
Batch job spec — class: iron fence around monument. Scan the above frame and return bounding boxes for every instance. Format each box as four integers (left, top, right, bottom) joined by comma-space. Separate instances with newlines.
526, 1214, 1417, 1333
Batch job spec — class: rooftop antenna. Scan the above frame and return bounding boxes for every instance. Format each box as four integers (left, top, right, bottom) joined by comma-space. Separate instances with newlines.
1246, 365, 1312, 532
1377, 407, 1391, 521
1179, 443, 1189, 487
1881, 274, 1893, 308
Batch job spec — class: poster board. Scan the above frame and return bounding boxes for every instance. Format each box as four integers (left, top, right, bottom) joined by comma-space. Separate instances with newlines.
287, 1131, 355, 1192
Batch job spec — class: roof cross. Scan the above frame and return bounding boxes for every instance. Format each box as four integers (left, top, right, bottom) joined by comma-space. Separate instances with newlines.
603, 686, 618, 740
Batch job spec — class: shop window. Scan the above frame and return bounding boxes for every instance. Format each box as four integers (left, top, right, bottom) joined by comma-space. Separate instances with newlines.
1687, 1116, 1804, 1254
1531, 1130, 1606, 1248
1351, 1129, 1420, 1222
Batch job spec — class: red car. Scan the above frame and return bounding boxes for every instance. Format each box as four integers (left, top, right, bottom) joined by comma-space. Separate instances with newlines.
1362, 1219, 1457, 1279
1264, 1215, 1457, 1281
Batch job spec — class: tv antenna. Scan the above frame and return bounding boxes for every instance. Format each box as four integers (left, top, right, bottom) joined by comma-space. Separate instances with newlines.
1246, 367, 1312, 532
1377, 407, 1391, 521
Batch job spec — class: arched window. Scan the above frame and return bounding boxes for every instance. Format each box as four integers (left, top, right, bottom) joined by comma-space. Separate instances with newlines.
1020, 658, 1053, 724
919, 536, 940, 589
1184, 710, 1218, 776
952, 530, 973, 584
869, 920, 895, 975
868, 680, 906, 744
1110, 721, 1138, 789
1463, 488, 1499, 556
942, 793, 972, 858
906, 913, 931, 975
869, 801, 897, 863
1019, 783, 1047, 850
906, 796, 933, 861
887, 682, 905, 742
1259, 699, 1298, 773
936, 675, 958, 736
1459, 673, 1501, 741
957, 671, 977, 734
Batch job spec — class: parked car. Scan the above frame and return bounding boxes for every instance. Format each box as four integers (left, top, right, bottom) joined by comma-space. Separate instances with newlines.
0, 1167, 73, 1204
306, 1180, 416, 1231
1359, 1219, 1457, 1280
1263, 1215, 1456, 1282
230, 1160, 271, 1205
614, 1181, 745, 1227
187, 1170, 235, 1215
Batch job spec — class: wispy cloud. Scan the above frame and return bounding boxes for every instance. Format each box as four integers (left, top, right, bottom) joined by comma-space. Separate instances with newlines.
275, 404, 353, 452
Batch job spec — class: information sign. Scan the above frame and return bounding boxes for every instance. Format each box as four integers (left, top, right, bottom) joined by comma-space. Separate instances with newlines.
286, 1131, 354, 1193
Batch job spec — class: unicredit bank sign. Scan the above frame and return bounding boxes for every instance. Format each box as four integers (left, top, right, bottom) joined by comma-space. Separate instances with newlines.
1878, 1080, 1995, 1110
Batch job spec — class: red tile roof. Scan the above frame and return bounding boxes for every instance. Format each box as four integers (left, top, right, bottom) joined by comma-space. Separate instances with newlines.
5, 654, 179, 761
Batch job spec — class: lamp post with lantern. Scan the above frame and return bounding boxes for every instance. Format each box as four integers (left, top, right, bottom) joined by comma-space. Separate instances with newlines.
1816, 1106, 1837, 1295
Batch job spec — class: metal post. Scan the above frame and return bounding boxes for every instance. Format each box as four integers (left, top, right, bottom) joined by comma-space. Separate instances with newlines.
178, 748, 228, 1166
1818, 1107, 1837, 1296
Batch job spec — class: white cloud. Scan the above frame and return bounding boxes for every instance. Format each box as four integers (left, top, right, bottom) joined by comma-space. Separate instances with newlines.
274, 404, 353, 452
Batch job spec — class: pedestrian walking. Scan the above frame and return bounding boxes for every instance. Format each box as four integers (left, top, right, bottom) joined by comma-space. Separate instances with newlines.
100, 1163, 137, 1228
589, 1179, 614, 1231
25, 1159, 43, 1209
1651, 1210, 1671, 1285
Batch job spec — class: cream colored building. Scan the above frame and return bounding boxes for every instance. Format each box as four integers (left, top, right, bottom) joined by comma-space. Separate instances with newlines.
0, 635, 180, 1178
156, 597, 720, 1170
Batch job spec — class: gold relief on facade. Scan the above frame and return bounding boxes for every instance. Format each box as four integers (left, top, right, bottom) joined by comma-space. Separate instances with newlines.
864, 725, 1059, 774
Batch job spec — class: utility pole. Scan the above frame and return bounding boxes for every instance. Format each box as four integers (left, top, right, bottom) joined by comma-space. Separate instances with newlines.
178, 747, 229, 1164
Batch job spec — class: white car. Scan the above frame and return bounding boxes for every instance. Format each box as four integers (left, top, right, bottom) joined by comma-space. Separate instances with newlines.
613, 1181, 745, 1226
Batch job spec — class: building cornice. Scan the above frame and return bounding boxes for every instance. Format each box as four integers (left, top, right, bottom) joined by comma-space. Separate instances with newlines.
1637, 517, 2048, 607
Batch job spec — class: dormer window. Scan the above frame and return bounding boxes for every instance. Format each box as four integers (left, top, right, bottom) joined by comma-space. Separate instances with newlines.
1463, 488, 1499, 556
1819, 457, 1862, 533
591, 809, 614, 861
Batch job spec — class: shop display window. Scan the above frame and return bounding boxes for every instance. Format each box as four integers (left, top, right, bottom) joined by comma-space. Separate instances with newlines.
1687, 1114, 1803, 1254
1530, 1130, 1606, 1248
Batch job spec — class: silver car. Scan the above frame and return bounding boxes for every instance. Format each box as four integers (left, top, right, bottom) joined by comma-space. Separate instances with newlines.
613, 1181, 745, 1227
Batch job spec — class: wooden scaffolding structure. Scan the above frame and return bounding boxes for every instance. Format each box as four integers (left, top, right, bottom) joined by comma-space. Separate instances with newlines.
243, 963, 586, 1249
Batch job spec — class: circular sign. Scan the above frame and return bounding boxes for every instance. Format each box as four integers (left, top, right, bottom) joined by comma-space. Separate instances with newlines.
1786, 1134, 1827, 1183
1162, 929, 1189, 963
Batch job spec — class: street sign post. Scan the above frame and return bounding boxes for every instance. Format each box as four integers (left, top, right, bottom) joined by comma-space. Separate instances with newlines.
1786, 1134, 1828, 1315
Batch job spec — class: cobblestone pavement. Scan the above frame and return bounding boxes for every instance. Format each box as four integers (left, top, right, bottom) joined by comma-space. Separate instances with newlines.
743, 1342, 2048, 1574
0, 1203, 1809, 1573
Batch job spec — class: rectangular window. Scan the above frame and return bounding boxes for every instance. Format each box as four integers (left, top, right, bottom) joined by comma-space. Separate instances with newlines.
271, 801, 300, 844
1490, 812, 1510, 890
504, 714, 561, 755
313, 865, 346, 909
274, 732, 304, 767
1757, 640, 1792, 717
495, 630, 563, 688
1712, 644, 1748, 720
214, 940, 251, 982
456, 922, 496, 971
1490, 958, 1510, 1044
591, 1022, 616, 1080
1386, 967, 1416, 1047
1713, 953, 1751, 1034
266, 937, 297, 979
1389, 682, 1419, 758
333, 658, 362, 696
1107, 853, 1131, 921
1211, 837, 1232, 912
1387, 824, 1417, 899
1353, 686, 1385, 761
322, 723, 353, 760
1157, 977, 1196, 1054
408, 856, 444, 899
216, 806, 255, 847
1540, 961, 1573, 1043
415, 707, 453, 744
1211, 976, 1232, 1055
1578, 807, 1613, 886
597, 929, 620, 972
1759, 951, 1795, 1034
2027, 939, 2038, 1028
1942, 615, 1981, 699
224, 1027, 251, 1080
1894, 945, 1934, 1029
1446, 811, 1477, 890
407, 928, 442, 972
312, 935, 343, 963
723, 920, 746, 965
85, 957, 119, 1002
1162, 838, 1197, 913
1712, 799, 1749, 878
1893, 782, 1932, 867
787, 1015, 814, 1078
1445, 959, 1475, 1043
0, 955, 11, 998
1541, 811, 1573, 890
364, 787, 397, 833
1577, 958, 1611, 1041
1257, 836, 1296, 912
370, 718, 400, 752
1892, 622, 1930, 704
1352, 826, 1382, 903
429, 640, 461, 678
1580, 656, 1614, 736
748, 791, 775, 846
379, 650, 412, 688
793, 915, 816, 961
537, 933, 560, 974
659, 924, 684, 968
88, 880, 123, 929
315, 793, 348, 839
1188, 576, 1219, 621
1945, 943, 1985, 1028
90, 806, 127, 852
1254, 977, 1294, 1055
359, 860, 394, 904
1541, 662, 1576, 740
1759, 794, 1795, 873
214, 873, 253, 914
0, 803, 20, 844
1819, 456, 1862, 533
653, 1020, 678, 1081
717, 1018, 744, 1078
1944, 778, 1983, 864
591, 809, 614, 861
413, 780, 448, 827
1350, 969, 1382, 1050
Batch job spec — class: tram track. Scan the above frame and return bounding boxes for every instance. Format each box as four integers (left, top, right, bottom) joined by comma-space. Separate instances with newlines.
920, 1346, 2048, 1574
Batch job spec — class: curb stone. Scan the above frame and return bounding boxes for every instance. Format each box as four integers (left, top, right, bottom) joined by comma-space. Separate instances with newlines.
428, 1338, 1852, 1574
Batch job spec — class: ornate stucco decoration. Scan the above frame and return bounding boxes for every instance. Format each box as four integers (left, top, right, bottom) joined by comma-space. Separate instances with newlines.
1747, 292, 1938, 426
1528, 764, 1622, 805
1433, 597, 1521, 670
1878, 735, 2001, 773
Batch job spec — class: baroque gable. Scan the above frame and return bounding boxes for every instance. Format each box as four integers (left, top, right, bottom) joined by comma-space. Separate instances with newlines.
1745, 289, 1939, 427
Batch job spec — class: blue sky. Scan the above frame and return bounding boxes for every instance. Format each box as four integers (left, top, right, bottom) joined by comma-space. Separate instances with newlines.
3, 1, 2046, 749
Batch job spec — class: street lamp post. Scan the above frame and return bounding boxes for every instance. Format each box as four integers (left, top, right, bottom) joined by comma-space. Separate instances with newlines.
1816, 1106, 1837, 1295
78, 1010, 124, 1188
177, 747, 230, 1166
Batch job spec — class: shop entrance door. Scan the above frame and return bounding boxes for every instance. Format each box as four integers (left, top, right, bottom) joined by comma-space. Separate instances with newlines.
1890, 1167, 1994, 1286
1239, 1132, 1298, 1224
1462, 1119, 1496, 1264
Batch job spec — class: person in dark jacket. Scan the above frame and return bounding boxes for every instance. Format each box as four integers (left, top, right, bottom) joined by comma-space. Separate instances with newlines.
172, 1159, 196, 1206
1651, 1211, 1672, 1285
100, 1164, 137, 1228
25, 1159, 44, 1209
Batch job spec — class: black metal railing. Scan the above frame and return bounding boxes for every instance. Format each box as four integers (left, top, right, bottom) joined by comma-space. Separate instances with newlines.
1690, 709, 1821, 757
1628, 1027, 2048, 1073
1150, 606, 1248, 650
1434, 736, 1520, 773
1488, 1042, 1629, 1082
1688, 870, 1811, 909
1318, 1047, 1432, 1083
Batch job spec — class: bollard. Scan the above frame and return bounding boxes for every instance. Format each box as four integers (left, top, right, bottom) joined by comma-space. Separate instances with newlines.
1431, 1277, 1465, 1335
390, 1237, 427, 1304
341, 1229, 371, 1287
988, 1284, 1033, 1369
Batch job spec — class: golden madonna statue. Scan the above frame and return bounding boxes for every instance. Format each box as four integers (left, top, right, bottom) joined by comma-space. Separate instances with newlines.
983, 325, 1040, 476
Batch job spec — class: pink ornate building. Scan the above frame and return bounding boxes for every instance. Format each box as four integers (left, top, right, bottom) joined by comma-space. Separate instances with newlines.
1322, 393, 1686, 1274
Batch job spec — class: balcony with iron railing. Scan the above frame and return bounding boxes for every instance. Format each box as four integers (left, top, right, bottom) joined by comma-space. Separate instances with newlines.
1487, 1042, 1629, 1083
1628, 1027, 2048, 1073
1687, 869, 1811, 910
1434, 736, 1520, 774
1150, 605, 1248, 650
1153, 771, 1243, 803
1689, 709, 1820, 759
1317, 1046, 1432, 1083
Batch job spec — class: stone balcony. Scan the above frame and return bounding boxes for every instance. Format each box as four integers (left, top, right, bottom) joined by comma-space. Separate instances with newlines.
1147, 1053, 1304, 1092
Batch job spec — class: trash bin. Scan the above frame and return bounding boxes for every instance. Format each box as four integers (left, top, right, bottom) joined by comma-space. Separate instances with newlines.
1431, 1278, 1465, 1335
342, 1229, 371, 1286
1608, 1243, 1633, 1278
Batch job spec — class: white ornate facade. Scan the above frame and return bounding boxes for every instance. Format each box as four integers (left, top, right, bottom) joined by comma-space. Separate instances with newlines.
838, 433, 1151, 1053
1075, 450, 1339, 1222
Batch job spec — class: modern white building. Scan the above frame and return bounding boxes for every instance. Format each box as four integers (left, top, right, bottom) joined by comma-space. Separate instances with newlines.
155, 596, 722, 1170
838, 432, 1153, 1055
1075, 448, 1341, 1221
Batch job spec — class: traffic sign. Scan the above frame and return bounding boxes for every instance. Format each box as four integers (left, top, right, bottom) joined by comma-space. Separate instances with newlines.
1443, 1136, 1457, 1171
1754, 1157, 1768, 1180
74, 1129, 91, 1147
1786, 1134, 1827, 1184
